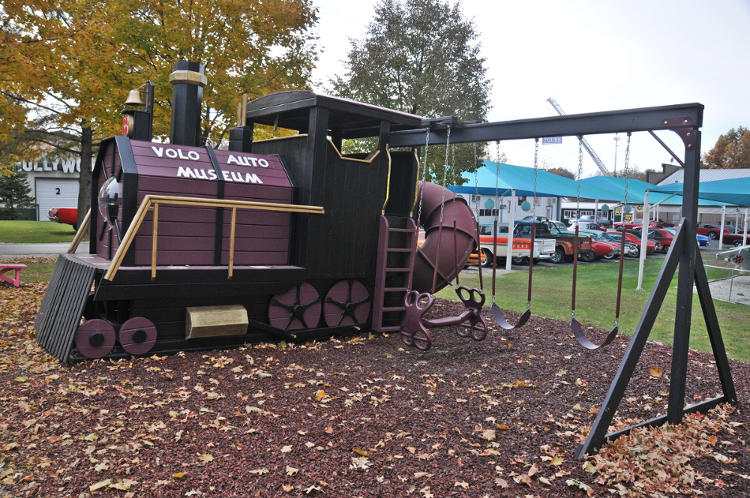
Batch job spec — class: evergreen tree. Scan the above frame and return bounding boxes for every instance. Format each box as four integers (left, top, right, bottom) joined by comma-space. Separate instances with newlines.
331, 0, 491, 184
0, 165, 34, 217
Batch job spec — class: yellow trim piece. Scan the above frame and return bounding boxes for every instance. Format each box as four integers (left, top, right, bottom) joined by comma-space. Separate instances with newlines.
169, 69, 207, 86
381, 145, 393, 215
252, 133, 308, 143
326, 138, 381, 164
103, 195, 324, 281
409, 148, 421, 218
67, 209, 91, 254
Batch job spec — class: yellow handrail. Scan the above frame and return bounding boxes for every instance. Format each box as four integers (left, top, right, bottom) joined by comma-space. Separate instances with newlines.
103, 194, 324, 281
68, 209, 91, 254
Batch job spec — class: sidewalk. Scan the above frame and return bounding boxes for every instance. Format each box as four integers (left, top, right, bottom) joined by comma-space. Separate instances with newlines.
0, 242, 86, 257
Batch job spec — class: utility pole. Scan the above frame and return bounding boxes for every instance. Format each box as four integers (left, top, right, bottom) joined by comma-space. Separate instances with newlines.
613, 134, 619, 176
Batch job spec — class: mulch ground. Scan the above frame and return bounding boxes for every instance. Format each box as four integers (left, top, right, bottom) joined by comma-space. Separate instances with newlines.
1, 283, 749, 497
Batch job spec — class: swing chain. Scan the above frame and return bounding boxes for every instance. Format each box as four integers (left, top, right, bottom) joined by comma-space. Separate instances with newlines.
576, 137, 583, 219
437, 126, 452, 227
533, 138, 539, 211
416, 127, 431, 226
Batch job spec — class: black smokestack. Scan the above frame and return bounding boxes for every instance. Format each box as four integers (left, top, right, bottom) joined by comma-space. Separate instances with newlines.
169, 61, 205, 146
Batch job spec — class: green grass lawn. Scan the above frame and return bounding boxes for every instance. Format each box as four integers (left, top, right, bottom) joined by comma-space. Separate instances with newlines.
0, 220, 78, 243
8, 253, 750, 362
440, 258, 750, 362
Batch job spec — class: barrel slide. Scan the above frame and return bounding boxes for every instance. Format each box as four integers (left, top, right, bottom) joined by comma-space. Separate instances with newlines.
412, 181, 478, 292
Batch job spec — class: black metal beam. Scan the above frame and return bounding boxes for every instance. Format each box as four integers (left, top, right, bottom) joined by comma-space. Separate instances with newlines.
600, 396, 728, 443
574, 222, 685, 459
648, 130, 685, 167
693, 248, 738, 403
668, 131, 702, 423
388, 103, 703, 146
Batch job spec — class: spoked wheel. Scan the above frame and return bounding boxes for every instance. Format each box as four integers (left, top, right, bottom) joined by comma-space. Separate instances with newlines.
75, 319, 116, 359
268, 283, 322, 332
550, 246, 565, 264
323, 280, 371, 327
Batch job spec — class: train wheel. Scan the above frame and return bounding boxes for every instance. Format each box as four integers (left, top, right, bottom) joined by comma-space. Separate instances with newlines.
75, 319, 116, 359
119, 317, 157, 355
323, 280, 371, 327
268, 283, 322, 331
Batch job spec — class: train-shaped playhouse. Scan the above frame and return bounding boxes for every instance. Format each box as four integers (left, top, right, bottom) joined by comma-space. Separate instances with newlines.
35, 62, 478, 362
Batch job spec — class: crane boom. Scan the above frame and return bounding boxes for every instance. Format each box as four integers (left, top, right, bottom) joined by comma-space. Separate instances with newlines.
546, 97, 611, 176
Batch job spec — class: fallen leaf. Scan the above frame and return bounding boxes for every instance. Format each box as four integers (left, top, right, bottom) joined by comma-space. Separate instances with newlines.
89, 479, 112, 492
454, 481, 469, 489
286, 466, 299, 476
173, 472, 186, 479
282, 484, 294, 492
281, 445, 292, 453
353, 447, 369, 457
198, 453, 214, 463
649, 366, 663, 378
249, 468, 269, 475
550, 456, 564, 466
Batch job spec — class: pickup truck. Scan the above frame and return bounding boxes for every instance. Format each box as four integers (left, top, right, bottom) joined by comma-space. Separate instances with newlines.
515, 219, 595, 263
477, 223, 556, 266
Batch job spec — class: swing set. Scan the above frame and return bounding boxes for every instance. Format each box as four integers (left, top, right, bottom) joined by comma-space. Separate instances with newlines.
394, 102, 736, 457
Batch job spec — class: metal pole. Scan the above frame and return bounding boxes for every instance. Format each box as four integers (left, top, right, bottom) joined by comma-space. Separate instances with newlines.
744, 208, 748, 246
719, 205, 726, 249
637, 191, 649, 291
506, 190, 517, 271
667, 130, 701, 424
735, 209, 739, 234
613, 134, 619, 176
594, 199, 599, 223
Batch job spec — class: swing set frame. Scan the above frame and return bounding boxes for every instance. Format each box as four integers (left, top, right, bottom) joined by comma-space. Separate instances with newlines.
389, 102, 737, 457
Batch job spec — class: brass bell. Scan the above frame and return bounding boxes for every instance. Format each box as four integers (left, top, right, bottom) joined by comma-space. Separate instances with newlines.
125, 88, 144, 106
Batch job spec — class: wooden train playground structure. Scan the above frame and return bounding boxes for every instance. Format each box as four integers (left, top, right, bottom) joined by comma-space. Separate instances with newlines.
36, 61, 737, 457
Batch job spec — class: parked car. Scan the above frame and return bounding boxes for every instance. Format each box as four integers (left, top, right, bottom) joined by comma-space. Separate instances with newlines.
722, 232, 750, 247
607, 229, 657, 254
569, 221, 608, 232
696, 224, 729, 240
662, 227, 710, 247
48, 207, 79, 229
597, 231, 641, 257
575, 215, 612, 227
516, 218, 596, 263
647, 228, 675, 253
578, 229, 621, 259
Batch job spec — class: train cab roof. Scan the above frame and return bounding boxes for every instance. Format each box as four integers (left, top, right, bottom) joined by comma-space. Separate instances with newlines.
244, 90, 426, 139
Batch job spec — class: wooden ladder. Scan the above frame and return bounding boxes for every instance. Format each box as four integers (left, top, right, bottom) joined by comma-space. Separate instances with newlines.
371, 215, 418, 333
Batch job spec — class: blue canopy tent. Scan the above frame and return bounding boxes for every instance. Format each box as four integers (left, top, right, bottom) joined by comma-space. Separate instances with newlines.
450, 162, 624, 201
651, 177, 750, 207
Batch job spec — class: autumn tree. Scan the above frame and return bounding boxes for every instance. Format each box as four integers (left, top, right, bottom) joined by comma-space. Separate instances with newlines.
547, 167, 575, 179
331, 0, 491, 185
703, 127, 750, 169
0, 0, 318, 226
117, 0, 318, 145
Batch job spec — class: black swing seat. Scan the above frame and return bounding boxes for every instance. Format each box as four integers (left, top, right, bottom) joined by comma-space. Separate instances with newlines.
571, 317, 618, 350
491, 305, 531, 330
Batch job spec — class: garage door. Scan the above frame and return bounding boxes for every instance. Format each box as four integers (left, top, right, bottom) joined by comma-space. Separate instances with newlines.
35, 178, 79, 221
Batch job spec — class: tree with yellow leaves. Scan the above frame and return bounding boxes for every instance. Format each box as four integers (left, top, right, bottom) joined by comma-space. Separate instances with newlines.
0, 0, 318, 225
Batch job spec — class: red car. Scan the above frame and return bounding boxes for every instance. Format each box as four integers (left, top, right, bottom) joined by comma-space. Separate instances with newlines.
48, 207, 79, 229
647, 228, 674, 253
696, 224, 729, 240
607, 229, 658, 254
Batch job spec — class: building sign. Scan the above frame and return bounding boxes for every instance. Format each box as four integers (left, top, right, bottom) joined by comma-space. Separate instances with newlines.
542, 137, 563, 144
21, 158, 82, 175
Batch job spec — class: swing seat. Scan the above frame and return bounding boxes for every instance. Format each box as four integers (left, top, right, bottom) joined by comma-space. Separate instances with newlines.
571, 317, 618, 350
491, 306, 531, 330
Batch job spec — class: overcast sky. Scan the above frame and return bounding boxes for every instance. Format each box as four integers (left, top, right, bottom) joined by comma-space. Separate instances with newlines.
310, 0, 750, 178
